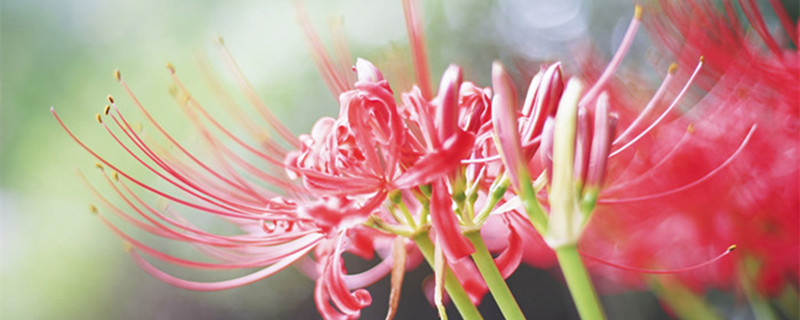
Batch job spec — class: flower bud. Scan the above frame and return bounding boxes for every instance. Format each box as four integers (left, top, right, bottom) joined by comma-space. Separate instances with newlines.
546, 77, 584, 248
521, 63, 564, 143
435, 65, 463, 142
585, 92, 618, 196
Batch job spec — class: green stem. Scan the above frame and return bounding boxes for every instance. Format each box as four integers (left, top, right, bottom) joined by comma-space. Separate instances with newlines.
413, 232, 484, 320
555, 244, 606, 320
473, 174, 509, 225
465, 231, 526, 320
396, 201, 418, 229
650, 277, 720, 320
518, 178, 548, 235
741, 258, 778, 320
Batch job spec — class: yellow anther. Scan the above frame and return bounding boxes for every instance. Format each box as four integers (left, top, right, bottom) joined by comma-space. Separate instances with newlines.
96, 114, 103, 124
112, 171, 119, 181
114, 69, 121, 81
668, 63, 678, 74
103, 105, 111, 115
107, 95, 114, 103
687, 123, 695, 134
166, 62, 175, 74
167, 84, 178, 98
728, 244, 737, 252
89, 204, 98, 214
634, 5, 643, 20
95, 162, 104, 170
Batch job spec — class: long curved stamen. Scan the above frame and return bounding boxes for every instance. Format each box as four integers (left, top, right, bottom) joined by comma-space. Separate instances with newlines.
194, 56, 275, 149
580, 5, 642, 106
101, 213, 321, 270
79, 170, 180, 239
580, 245, 737, 274
110, 174, 305, 246
600, 124, 756, 204
114, 76, 287, 199
328, 16, 357, 86
610, 58, 704, 158
129, 242, 314, 291
214, 39, 301, 147
170, 67, 288, 159
106, 101, 265, 204
52, 108, 270, 220
293, 1, 352, 97
604, 127, 692, 193
171, 97, 303, 195
613, 63, 677, 145
102, 115, 270, 211
402, 0, 433, 100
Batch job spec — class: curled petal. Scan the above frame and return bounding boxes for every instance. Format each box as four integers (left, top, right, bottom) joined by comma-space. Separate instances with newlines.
394, 130, 475, 188
492, 215, 524, 279
316, 231, 373, 320
355, 58, 384, 83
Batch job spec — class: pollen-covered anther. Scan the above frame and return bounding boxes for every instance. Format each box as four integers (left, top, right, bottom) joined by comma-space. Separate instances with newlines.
634, 5, 643, 20
668, 62, 678, 74
113, 69, 121, 81
166, 62, 175, 74
107, 95, 114, 103
89, 204, 98, 214
95, 114, 103, 124
103, 105, 111, 115
94, 162, 104, 171
687, 123, 695, 134
112, 171, 119, 181
727, 245, 737, 252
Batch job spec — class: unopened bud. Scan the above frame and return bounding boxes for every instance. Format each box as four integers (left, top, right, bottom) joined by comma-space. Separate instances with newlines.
585, 92, 617, 191
435, 64, 463, 142
521, 63, 564, 143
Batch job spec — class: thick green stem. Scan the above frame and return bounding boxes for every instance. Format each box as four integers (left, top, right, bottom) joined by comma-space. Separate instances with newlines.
413, 232, 484, 320
650, 277, 720, 320
465, 231, 526, 320
555, 245, 606, 320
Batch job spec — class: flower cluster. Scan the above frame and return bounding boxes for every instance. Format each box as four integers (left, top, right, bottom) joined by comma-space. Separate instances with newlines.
54, 1, 797, 319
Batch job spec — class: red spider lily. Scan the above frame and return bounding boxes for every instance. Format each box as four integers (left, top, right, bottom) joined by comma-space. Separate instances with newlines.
490, 5, 756, 275
579, 0, 799, 298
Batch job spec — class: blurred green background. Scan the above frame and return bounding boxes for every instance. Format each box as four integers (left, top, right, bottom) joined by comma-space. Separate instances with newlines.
6, 0, 781, 319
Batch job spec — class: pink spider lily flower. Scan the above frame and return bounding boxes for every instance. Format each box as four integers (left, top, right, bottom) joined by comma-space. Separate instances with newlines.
54, 0, 532, 318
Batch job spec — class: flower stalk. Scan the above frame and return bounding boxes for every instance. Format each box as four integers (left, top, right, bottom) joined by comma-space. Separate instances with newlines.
556, 244, 606, 320
465, 230, 526, 320
413, 231, 484, 320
